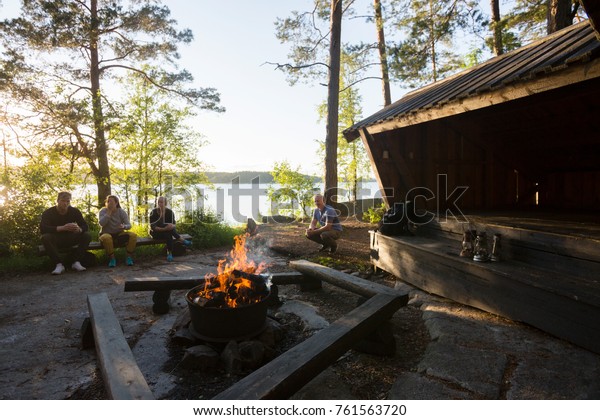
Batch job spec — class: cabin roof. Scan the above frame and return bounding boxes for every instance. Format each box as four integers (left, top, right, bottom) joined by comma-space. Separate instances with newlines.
344, 20, 600, 141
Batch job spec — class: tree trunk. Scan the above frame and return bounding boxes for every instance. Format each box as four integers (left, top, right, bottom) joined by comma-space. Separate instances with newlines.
89, 0, 112, 207
490, 0, 504, 56
547, 0, 575, 34
325, 0, 342, 206
428, 0, 437, 82
374, 0, 391, 106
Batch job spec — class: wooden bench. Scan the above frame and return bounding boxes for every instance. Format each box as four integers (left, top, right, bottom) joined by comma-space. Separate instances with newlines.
124, 272, 307, 314
86, 292, 154, 400
213, 292, 405, 400
370, 216, 600, 355
37, 233, 192, 256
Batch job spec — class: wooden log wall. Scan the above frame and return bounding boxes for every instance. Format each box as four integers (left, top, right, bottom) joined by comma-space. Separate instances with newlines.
374, 120, 519, 212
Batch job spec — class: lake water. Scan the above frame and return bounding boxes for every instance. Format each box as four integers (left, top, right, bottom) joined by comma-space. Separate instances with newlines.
168, 180, 382, 225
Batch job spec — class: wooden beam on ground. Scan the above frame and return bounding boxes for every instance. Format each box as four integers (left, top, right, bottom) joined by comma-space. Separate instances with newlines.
124, 272, 307, 292
124, 276, 204, 292
289, 259, 410, 301
87, 292, 154, 400
213, 293, 404, 400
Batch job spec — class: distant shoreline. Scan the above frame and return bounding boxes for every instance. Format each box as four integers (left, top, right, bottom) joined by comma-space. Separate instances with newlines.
205, 171, 374, 184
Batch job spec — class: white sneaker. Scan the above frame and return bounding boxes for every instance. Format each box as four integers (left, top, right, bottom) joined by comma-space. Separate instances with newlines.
71, 261, 86, 272
52, 263, 65, 275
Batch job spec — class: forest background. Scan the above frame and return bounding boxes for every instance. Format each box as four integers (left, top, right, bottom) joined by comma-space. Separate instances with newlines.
0, 0, 589, 260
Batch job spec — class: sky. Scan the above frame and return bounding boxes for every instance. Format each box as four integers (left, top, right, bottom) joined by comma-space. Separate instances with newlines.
0, 1, 462, 176
164, 0, 404, 176
0, 0, 405, 178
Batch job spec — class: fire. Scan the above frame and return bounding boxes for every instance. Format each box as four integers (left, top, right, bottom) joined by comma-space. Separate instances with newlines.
192, 233, 269, 308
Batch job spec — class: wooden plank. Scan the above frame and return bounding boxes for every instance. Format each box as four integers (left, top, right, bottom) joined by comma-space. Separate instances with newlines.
416, 216, 600, 279
289, 259, 411, 301
125, 276, 204, 292
213, 293, 404, 400
370, 231, 600, 355
124, 272, 307, 292
38, 234, 191, 256
87, 292, 154, 400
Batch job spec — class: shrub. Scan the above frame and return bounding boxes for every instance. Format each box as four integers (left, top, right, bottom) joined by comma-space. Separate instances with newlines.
181, 209, 244, 249
363, 202, 386, 224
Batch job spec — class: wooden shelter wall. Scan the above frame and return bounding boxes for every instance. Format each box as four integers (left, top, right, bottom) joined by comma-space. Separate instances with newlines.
376, 123, 519, 212
368, 77, 600, 212
544, 171, 600, 209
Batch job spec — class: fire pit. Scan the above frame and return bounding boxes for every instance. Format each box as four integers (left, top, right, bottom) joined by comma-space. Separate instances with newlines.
185, 234, 271, 342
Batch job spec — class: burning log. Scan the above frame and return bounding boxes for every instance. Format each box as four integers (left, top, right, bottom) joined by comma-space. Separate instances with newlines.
186, 233, 273, 341
188, 234, 271, 309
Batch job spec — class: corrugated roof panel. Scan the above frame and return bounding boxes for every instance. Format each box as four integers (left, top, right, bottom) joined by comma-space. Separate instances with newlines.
344, 20, 600, 141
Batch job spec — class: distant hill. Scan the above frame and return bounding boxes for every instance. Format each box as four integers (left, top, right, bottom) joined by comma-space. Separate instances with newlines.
205, 171, 321, 184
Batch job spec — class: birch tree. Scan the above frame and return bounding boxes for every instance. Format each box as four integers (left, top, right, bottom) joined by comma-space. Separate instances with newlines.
0, 0, 222, 207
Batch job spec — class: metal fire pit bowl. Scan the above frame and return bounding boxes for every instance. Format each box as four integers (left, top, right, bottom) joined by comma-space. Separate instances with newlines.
185, 284, 270, 342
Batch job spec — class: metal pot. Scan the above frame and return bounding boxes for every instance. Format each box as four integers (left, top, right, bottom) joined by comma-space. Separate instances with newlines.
185, 284, 269, 342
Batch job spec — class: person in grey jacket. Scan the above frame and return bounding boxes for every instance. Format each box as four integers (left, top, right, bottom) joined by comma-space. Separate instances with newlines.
98, 195, 137, 267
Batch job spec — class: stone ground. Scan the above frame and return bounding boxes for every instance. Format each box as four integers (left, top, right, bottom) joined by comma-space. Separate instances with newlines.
1, 220, 599, 400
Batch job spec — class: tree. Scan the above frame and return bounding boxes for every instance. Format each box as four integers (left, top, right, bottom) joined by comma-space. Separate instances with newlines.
318, 51, 371, 202
110, 69, 210, 223
0, 0, 222, 207
548, 0, 581, 33
324, 0, 343, 206
490, 0, 504, 55
374, 0, 392, 106
267, 161, 316, 219
387, 0, 484, 87
273, 0, 384, 206
504, 0, 585, 42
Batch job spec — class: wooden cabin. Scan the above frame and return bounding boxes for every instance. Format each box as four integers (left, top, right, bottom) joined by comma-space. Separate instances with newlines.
343, 19, 600, 354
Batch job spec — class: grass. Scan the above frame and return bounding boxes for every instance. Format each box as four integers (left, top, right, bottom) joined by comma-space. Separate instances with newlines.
0, 221, 244, 275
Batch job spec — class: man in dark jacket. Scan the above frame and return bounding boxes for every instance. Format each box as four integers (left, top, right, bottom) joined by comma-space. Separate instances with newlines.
40, 191, 92, 275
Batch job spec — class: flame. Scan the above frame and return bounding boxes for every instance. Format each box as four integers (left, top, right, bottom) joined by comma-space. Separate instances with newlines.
194, 233, 269, 308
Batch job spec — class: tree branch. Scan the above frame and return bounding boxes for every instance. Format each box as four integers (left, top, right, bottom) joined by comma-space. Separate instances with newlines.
263, 61, 330, 71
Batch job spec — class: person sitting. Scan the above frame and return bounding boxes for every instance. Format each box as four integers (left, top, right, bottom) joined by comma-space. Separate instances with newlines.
149, 196, 191, 262
305, 193, 343, 253
40, 191, 92, 275
98, 195, 137, 267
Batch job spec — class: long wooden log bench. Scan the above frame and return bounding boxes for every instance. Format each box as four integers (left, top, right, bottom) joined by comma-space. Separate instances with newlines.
124, 267, 410, 315
37, 233, 192, 256
86, 292, 154, 400
125, 262, 410, 399
370, 216, 600, 354
123, 272, 308, 314
213, 292, 405, 400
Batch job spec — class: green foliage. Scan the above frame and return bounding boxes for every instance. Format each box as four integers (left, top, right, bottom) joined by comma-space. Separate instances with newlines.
109, 68, 211, 223
387, 0, 485, 87
317, 51, 372, 200
181, 209, 244, 249
0, 1, 223, 205
0, 156, 95, 254
363, 202, 387, 224
267, 161, 316, 219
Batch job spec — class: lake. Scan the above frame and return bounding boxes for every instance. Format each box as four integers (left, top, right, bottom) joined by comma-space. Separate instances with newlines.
167, 180, 382, 225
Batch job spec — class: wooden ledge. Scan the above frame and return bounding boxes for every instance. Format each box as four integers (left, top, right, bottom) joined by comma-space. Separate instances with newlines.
87, 292, 154, 400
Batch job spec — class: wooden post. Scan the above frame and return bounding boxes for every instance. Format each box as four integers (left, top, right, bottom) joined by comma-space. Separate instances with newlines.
87, 292, 154, 400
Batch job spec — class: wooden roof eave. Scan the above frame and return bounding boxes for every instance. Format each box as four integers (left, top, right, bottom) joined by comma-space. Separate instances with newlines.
358, 56, 600, 138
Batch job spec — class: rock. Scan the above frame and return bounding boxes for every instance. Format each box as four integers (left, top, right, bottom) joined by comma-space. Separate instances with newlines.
171, 327, 197, 346
171, 309, 191, 332
239, 340, 266, 370
221, 341, 242, 374
180, 345, 219, 371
